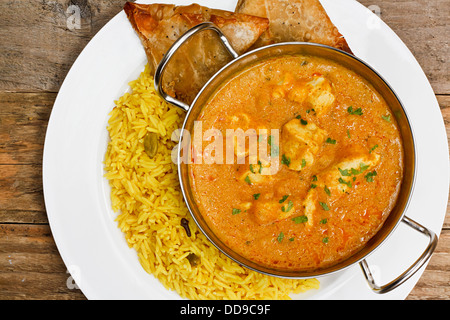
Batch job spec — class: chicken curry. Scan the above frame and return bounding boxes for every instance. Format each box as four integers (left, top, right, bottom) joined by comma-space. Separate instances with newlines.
188, 54, 404, 271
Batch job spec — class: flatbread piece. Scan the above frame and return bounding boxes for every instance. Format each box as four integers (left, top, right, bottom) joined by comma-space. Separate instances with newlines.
124, 2, 269, 104
235, 0, 352, 53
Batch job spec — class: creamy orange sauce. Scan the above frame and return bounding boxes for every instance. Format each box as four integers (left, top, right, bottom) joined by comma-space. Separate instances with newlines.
189, 55, 404, 271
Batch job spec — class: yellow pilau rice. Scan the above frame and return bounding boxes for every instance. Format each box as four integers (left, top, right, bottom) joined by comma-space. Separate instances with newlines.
104, 65, 320, 299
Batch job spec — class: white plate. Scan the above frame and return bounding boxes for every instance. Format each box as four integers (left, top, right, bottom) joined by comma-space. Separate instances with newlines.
43, 0, 449, 300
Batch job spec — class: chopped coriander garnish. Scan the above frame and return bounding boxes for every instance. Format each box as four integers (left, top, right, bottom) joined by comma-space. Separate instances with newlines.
338, 168, 351, 176
319, 202, 330, 211
258, 160, 263, 174
324, 185, 331, 196
249, 164, 255, 173
232, 208, 241, 215
359, 162, 370, 172
338, 177, 352, 188
301, 158, 307, 168
281, 154, 291, 167
289, 237, 295, 242
281, 200, 294, 213
381, 114, 391, 122
347, 129, 351, 138
300, 119, 308, 125
369, 144, 379, 153
319, 218, 328, 224
253, 193, 261, 200
322, 237, 329, 244
326, 137, 337, 144
279, 195, 289, 203
347, 106, 363, 115
312, 175, 318, 182
277, 232, 284, 243
268, 135, 279, 156
365, 170, 378, 182
292, 215, 308, 224
310, 183, 317, 189
244, 175, 252, 185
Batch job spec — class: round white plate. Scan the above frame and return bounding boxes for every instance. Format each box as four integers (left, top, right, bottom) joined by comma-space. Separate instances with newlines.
43, 0, 449, 300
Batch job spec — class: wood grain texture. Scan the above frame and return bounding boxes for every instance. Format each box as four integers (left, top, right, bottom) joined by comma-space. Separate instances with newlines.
358, 0, 449, 95
0, 0, 448, 300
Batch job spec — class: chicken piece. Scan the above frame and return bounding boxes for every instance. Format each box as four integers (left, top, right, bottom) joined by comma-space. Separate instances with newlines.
281, 118, 327, 171
320, 152, 381, 195
251, 199, 295, 225
302, 190, 317, 228
288, 75, 335, 115
271, 73, 296, 99
238, 161, 274, 184
227, 113, 256, 160
300, 151, 380, 227
305, 76, 335, 115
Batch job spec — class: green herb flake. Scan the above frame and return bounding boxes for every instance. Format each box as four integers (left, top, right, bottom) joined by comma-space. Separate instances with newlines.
310, 183, 317, 189
279, 195, 289, 203
277, 232, 284, 243
289, 237, 295, 242
319, 218, 328, 224
347, 129, 351, 138
312, 175, 318, 182
232, 208, 241, 215
338, 177, 352, 188
359, 162, 370, 172
249, 164, 255, 173
319, 202, 330, 211
268, 135, 279, 156
365, 170, 378, 182
322, 237, 329, 244
282, 200, 294, 213
347, 106, 363, 115
324, 185, 331, 196
301, 158, 307, 168
369, 144, 379, 153
300, 119, 308, 125
292, 215, 308, 224
281, 154, 291, 167
338, 168, 351, 177
253, 193, 261, 200
381, 114, 391, 122
244, 175, 252, 185
326, 137, 337, 144
258, 160, 263, 174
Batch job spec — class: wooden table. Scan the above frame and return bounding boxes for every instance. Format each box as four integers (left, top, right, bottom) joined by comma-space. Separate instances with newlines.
0, 0, 448, 300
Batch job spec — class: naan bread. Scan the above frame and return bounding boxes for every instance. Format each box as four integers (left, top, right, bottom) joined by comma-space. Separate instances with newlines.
235, 0, 352, 53
124, 2, 269, 105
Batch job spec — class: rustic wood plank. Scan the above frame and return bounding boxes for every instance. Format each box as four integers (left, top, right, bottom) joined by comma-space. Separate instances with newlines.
0, 224, 85, 300
0, 92, 55, 165
407, 230, 450, 300
357, 0, 449, 95
0, 0, 448, 94
0, 164, 47, 222
0, 0, 130, 92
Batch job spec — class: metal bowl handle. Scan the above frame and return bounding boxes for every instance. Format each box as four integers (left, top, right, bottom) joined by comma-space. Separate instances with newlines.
359, 216, 438, 294
154, 22, 240, 111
